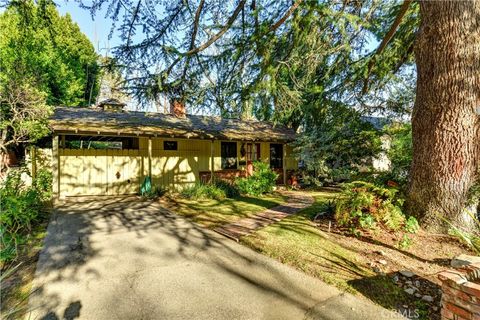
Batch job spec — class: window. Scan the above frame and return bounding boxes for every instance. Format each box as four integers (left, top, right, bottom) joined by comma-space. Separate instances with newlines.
164, 141, 178, 150
246, 143, 261, 161
64, 136, 139, 150
221, 142, 237, 169
270, 143, 283, 169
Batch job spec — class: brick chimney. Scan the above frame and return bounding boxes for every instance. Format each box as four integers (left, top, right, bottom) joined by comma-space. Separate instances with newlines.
170, 99, 186, 118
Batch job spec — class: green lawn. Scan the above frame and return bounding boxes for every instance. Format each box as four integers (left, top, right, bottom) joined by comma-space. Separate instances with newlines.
167, 189, 426, 317
166, 193, 287, 228
240, 190, 421, 315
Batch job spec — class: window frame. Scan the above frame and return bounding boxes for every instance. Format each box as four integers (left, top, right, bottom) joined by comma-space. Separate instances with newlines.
63, 135, 139, 150
163, 140, 178, 151
246, 143, 261, 162
269, 143, 283, 169
221, 141, 238, 169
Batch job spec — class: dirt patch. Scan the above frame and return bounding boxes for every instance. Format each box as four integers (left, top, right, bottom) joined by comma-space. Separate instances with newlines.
316, 219, 471, 279
315, 218, 472, 320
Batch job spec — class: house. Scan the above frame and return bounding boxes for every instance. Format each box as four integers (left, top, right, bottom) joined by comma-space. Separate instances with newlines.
49, 101, 298, 197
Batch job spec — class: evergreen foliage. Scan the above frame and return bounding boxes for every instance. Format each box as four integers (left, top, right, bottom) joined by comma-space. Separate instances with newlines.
0, 0, 100, 106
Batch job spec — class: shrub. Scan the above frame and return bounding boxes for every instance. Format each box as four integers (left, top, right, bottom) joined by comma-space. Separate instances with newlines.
334, 181, 407, 234
398, 234, 413, 249
33, 168, 52, 201
381, 203, 404, 231
0, 169, 50, 263
404, 216, 420, 234
213, 179, 240, 198
236, 161, 278, 196
181, 180, 240, 200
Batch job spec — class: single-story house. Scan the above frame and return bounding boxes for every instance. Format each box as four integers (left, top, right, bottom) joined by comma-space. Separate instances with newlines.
49, 100, 298, 197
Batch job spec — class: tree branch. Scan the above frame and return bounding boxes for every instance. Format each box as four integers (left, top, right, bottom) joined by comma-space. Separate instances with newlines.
182, 0, 205, 80
184, 0, 246, 56
126, 0, 142, 48
165, 0, 247, 80
270, 0, 303, 32
362, 0, 412, 94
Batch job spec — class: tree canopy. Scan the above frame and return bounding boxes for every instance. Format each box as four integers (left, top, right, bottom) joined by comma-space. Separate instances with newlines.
0, 0, 100, 153
0, 0, 100, 106
80, 0, 418, 119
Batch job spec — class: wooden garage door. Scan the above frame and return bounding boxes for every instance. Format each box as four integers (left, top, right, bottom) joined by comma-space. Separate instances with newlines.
59, 149, 143, 196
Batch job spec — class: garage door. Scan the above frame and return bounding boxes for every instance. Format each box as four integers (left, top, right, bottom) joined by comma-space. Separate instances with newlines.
59, 148, 144, 196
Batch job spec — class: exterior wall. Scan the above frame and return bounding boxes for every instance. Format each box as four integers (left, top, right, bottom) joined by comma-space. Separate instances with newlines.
56, 136, 298, 197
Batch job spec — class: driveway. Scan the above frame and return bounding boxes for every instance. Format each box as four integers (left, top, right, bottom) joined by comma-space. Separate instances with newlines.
29, 197, 401, 320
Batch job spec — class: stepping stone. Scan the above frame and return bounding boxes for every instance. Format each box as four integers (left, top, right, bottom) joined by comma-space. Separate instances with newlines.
214, 192, 314, 241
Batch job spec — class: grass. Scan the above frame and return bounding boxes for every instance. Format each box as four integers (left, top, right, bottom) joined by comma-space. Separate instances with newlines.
240, 190, 423, 316
167, 188, 431, 318
166, 192, 287, 228
1, 220, 49, 319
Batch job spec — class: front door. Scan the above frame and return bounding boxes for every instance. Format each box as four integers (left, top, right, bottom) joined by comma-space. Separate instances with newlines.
246, 143, 260, 175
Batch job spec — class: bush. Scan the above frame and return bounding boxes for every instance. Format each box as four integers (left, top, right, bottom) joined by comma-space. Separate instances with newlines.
33, 168, 53, 201
404, 216, 420, 234
181, 180, 240, 200
213, 179, 240, 198
334, 181, 407, 234
398, 234, 413, 249
235, 161, 278, 196
0, 168, 50, 263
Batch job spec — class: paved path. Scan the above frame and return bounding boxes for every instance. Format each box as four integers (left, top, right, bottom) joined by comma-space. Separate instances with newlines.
29, 197, 402, 320
214, 191, 314, 241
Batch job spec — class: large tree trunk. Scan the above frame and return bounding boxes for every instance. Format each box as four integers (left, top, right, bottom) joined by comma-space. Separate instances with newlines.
407, 1, 480, 232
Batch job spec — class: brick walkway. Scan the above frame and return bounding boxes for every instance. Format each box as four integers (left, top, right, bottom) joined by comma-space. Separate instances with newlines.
213, 191, 314, 242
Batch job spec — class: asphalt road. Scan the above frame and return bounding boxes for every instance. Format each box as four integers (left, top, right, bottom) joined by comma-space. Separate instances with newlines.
29, 197, 402, 320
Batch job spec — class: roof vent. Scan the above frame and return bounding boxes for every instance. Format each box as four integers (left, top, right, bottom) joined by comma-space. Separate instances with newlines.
97, 98, 126, 112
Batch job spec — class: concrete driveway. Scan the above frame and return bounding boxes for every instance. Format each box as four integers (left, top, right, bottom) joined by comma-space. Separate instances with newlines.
29, 197, 401, 320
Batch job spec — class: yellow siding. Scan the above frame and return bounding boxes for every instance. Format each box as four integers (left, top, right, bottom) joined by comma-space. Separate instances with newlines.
60, 148, 143, 196
260, 142, 270, 163
150, 151, 199, 191
57, 137, 298, 196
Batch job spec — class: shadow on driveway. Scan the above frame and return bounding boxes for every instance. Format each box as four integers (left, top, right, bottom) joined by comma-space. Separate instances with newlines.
29, 196, 402, 320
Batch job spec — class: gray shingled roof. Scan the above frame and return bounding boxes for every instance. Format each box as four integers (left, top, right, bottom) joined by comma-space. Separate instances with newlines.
50, 107, 296, 142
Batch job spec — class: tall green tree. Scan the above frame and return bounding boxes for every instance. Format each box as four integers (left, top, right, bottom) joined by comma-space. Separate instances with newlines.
0, 0, 100, 155
0, 0, 100, 106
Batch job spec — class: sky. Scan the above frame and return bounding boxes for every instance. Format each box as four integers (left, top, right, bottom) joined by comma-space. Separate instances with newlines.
56, 1, 121, 55
9, 1, 384, 114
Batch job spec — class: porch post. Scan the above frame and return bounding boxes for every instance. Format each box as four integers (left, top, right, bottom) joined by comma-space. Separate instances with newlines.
148, 137, 152, 178
52, 135, 60, 198
283, 143, 287, 185
210, 140, 215, 182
